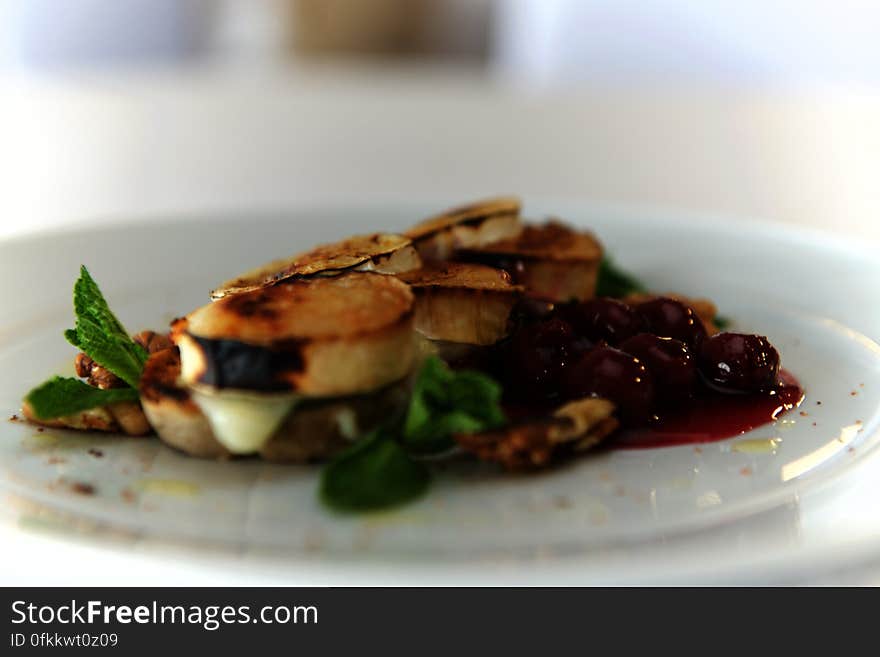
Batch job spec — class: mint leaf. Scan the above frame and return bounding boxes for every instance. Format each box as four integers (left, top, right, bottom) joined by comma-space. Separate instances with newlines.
25, 377, 140, 420
714, 314, 731, 330
65, 266, 148, 387
320, 429, 429, 512
402, 356, 505, 454
596, 256, 647, 298
319, 357, 506, 512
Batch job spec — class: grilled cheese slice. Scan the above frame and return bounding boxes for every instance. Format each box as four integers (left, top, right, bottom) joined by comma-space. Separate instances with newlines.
211, 232, 421, 299
152, 272, 416, 457
397, 262, 522, 346
404, 197, 523, 261
456, 220, 603, 302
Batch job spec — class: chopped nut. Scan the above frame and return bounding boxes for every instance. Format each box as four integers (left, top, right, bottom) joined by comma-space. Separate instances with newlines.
456, 421, 557, 470
74, 352, 93, 378
74, 352, 125, 389
455, 397, 619, 470
551, 398, 620, 451
73, 330, 171, 391
133, 330, 173, 354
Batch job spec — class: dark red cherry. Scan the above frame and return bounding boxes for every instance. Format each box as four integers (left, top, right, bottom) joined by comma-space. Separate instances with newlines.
635, 297, 707, 346
511, 297, 556, 323
555, 297, 646, 345
503, 317, 588, 398
698, 332, 780, 393
560, 346, 655, 424
618, 333, 696, 405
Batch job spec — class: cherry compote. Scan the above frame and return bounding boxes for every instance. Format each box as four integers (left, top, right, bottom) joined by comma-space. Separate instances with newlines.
555, 297, 645, 345
501, 317, 588, 400
498, 294, 798, 440
698, 332, 780, 393
560, 346, 655, 424
618, 333, 696, 405
634, 297, 707, 347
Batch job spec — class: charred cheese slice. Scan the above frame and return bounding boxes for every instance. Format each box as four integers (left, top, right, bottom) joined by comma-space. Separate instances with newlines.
171, 272, 415, 454
211, 233, 421, 299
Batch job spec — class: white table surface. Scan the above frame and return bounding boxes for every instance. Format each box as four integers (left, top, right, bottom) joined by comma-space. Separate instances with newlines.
1, 62, 879, 585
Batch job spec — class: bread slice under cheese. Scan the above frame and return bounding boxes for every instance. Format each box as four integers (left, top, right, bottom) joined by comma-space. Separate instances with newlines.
211, 232, 421, 300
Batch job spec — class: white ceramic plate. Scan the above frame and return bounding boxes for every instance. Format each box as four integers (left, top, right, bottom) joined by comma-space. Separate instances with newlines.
2, 202, 880, 581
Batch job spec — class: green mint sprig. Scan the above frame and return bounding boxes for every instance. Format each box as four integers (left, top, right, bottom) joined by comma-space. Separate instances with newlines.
402, 356, 505, 454
319, 427, 430, 513
25, 377, 140, 420
319, 356, 506, 513
64, 265, 148, 388
23, 266, 147, 420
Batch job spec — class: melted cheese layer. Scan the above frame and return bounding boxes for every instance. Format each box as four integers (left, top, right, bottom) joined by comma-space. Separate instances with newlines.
191, 390, 297, 454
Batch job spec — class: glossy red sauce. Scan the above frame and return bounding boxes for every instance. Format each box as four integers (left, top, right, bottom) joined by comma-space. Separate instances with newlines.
613, 369, 804, 449
500, 370, 803, 450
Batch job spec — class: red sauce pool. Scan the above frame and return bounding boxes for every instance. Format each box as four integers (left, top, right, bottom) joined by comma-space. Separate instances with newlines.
500, 370, 804, 450
614, 369, 804, 449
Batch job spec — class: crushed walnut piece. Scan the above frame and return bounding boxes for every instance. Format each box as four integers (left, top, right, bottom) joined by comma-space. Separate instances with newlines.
73, 330, 173, 391
455, 397, 619, 470
133, 330, 173, 354
456, 420, 558, 469
27, 329, 173, 435
74, 352, 125, 389
551, 398, 621, 451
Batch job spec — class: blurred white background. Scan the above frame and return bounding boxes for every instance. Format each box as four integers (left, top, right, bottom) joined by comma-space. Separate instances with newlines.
3, 0, 879, 86
495, 0, 880, 87
0, 0, 878, 239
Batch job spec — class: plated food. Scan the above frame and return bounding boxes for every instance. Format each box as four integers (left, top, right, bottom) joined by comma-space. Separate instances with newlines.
20, 197, 803, 512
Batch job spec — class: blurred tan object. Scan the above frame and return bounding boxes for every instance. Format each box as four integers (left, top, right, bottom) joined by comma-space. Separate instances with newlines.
289, 0, 490, 58
292, 0, 424, 54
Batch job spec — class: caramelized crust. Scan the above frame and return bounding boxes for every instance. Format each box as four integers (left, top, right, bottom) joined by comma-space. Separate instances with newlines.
467, 221, 602, 263
140, 348, 230, 459
404, 197, 523, 261
211, 232, 421, 299
397, 261, 518, 291
175, 272, 417, 396
405, 197, 522, 241
456, 221, 603, 302
191, 272, 413, 343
